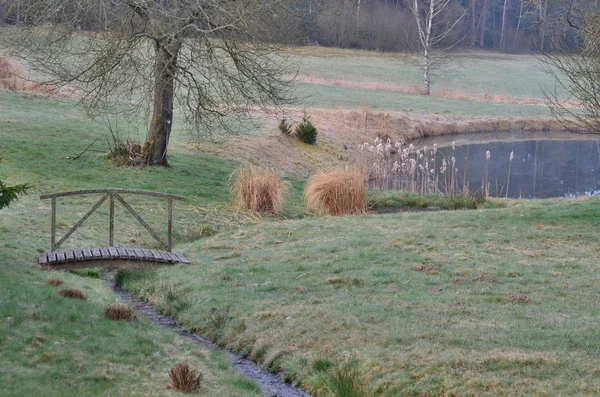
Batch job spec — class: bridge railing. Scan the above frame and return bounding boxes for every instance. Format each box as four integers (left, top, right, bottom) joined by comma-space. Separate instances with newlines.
41, 189, 185, 252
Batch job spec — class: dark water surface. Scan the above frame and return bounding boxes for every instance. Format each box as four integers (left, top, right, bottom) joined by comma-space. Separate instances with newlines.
415, 132, 600, 198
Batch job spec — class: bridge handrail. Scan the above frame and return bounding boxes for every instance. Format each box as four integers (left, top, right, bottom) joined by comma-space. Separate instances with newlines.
41, 188, 184, 252
40, 188, 184, 200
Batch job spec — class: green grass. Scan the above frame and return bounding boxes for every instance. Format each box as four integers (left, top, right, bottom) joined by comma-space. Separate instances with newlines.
126, 197, 600, 396
2, 46, 599, 396
368, 191, 494, 212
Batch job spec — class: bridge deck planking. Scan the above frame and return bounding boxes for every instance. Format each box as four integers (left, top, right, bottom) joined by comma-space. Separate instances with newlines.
38, 247, 189, 270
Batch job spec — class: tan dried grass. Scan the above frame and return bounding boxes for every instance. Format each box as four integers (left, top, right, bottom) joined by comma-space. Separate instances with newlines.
58, 288, 86, 301
0, 57, 71, 97
103, 303, 136, 321
231, 167, 287, 213
46, 278, 63, 287
304, 169, 367, 216
168, 363, 202, 393
0, 57, 26, 91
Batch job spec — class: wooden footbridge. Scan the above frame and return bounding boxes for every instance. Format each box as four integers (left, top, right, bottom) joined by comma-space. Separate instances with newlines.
38, 188, 189, 270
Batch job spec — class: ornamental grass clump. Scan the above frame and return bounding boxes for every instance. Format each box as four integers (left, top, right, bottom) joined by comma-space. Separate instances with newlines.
168, 363, 202, 393
103, 303, 137, 321
59, 288, 86, 301
231, 167, 287, 213
305, 169, 367, 215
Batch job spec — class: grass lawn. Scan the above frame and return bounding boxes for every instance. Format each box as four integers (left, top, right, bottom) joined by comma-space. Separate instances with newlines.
1, 47, 599, 396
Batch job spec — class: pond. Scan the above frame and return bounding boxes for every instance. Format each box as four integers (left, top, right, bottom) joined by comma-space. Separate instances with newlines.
414, 132, 600, 199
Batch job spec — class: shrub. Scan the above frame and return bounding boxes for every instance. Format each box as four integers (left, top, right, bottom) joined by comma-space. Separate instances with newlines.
295, 112, 318, 144
59, 288, 87, 301
278, 118, 292, 135
0, 57, 26, 91
231, 167, 287, 213
168, 363, 202, 393
304, 169, 367, 215
103, 303, 137, 321
46, 278, 63, 287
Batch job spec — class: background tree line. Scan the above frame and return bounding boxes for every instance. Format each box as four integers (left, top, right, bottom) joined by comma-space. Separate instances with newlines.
0, 0, 586, 54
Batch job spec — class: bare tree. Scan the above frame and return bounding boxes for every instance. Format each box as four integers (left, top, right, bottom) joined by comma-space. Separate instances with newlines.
540, 0, 600, 134
408, 0, 466, 94
5, 0, 294, 166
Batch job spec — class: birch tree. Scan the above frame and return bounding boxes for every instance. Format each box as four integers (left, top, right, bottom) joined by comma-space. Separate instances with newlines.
408, 0, 465, 94
6, 0, 294, 166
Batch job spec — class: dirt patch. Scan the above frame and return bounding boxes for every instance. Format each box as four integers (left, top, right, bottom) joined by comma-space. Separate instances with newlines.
452, 277, 469, 285
414, 264, 441, 273
505, 294, 533, 304
476, 274, 500, 284
453, 301, 469, 307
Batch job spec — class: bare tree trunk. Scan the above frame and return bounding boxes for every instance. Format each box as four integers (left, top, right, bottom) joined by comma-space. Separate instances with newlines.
516, 0, 524, 34
500, 0, 508, 49
479, 0, 488, 47
143, 40, 182, 166
538, 0, 548, 50
470, 0, 478, 47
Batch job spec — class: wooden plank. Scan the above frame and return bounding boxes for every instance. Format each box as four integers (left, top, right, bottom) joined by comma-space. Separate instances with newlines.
91, 248, 102, 258
116, 247, 128, 259
83, 248, 93, 259
166, 252, 179, 263
133, 248, 145, 259
39, 253, 48, 265
124, 248, 137, 259
74, 249, 84, 260
47, 252, 58, 264
41, 188, 184, 201
55, 251, 66, 263
108, 247, 119, 258
150, 250, 163, 262
156, 251, 169, 262
100, 247, 110, 258
174, 253, 190, 264
65, 250, 75, 262
141, 249, 153, 260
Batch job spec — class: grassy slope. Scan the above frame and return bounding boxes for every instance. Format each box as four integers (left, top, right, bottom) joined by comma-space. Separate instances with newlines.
1, 48, 599, 396
0, 92, 265, 397
140, 198, 600, 396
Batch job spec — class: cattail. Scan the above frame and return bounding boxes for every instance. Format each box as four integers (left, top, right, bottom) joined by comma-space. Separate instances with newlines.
486, 151, 491, 160
451, 141, 456, 151
433, 143, 438, 154
408, 143, 414, 151
506, 150, 514, 198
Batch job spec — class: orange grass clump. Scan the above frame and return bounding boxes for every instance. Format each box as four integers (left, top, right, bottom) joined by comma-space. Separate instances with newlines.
0, 57, 26, 91
304, 169, 367, 215
59, 288, 87, 301
168, 363, 202, 393
103, 303, 137, 321
231, 167, 287, 213
46, 278, 63, 287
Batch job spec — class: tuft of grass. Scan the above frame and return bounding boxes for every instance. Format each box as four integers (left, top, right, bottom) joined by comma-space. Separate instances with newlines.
305, 169, 367, 216
69, 268, 101, 278
324, 358, 373, 397
103, 303, 137, 321
46, 278, 63, 287
505, 294, 533, 304
58, 288, 87, 301
231, 167, 287, 213
168, 362, 202, 394
368, 192, 487, 212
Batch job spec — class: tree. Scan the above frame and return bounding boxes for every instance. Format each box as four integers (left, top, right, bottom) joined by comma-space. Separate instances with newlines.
408, 0, 466, 94
538, 0, 600, 133
6, 1, 294, 166
0, 160, 29, 209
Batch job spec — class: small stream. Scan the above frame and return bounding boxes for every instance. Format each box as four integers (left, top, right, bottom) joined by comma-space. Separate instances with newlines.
102, 271, 313, 397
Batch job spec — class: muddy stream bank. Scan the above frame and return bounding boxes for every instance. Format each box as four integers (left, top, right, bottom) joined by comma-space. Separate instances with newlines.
102, 271, 313, 397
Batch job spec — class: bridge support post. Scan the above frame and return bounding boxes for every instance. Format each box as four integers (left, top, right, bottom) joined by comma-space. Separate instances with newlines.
51, 197, 56, 251
167, 198, 173, 252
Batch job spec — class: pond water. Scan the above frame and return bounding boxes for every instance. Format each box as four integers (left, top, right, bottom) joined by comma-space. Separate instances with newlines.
413, 132, 600, 198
